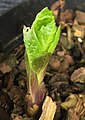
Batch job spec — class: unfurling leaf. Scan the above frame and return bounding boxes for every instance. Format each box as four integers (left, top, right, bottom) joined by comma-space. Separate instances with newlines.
23, 7, 60, 77
23, 7, 60, 117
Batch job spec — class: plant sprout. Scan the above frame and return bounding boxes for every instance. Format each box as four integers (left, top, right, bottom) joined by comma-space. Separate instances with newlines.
23, 7, 60, 116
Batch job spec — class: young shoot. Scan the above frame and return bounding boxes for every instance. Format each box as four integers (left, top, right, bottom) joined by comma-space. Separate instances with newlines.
23, 7, 60, 117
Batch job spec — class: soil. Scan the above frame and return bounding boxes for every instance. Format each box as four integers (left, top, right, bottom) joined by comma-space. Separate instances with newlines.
0, 1, 85, 120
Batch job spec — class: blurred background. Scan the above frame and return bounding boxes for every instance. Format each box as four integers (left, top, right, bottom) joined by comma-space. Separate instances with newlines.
0, 0, 24, 16
0, 0, 85, 16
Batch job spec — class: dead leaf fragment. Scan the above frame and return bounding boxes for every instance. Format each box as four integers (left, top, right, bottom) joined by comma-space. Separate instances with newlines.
76, 11, 85, 25
71, 67, 85, 83
61, 94, 85, 119
73, 25, 85, 38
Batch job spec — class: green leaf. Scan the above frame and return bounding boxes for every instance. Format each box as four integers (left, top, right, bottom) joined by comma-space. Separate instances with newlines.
23, 7, 60, 73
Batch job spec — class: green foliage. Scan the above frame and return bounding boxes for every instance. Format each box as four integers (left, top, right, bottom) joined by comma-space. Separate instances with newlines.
23, 7, 60, 80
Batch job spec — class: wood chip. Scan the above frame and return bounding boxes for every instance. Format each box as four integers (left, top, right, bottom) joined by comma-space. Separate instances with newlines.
39, 96, 57, 120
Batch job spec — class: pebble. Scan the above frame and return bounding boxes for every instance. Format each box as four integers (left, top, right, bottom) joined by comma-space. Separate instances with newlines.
49, 56, 60, 71
57, 51, 65, 57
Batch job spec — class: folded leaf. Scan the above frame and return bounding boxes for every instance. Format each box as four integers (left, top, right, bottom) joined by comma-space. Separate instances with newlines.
23, 7, 61, 116
23, 7, 60, 79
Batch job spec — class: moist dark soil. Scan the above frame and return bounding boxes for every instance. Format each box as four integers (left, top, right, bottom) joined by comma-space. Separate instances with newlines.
0, 4, 85, 120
